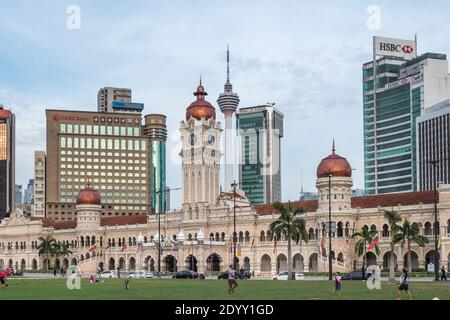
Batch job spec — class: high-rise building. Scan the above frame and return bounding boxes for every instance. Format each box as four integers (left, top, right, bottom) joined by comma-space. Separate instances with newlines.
417, 99, 450, 191
15, 184, 23, 205
34, 151, 46, 217
97, 87, 144, 114
143, 114, 167, 213
363, 36, 450, 195
217, 47, 240, 191
23, 179, 35, 204
0, 105, 15, 219
45, 109, 152, 221
237, 105, 284, 204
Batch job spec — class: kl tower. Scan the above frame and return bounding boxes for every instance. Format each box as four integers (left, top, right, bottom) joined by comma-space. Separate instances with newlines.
217, 46, 240, 191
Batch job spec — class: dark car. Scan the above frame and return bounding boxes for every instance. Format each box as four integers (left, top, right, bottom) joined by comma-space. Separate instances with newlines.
217, 270, 251, 280
341, 269, 370, 280
172, 270, 198, 279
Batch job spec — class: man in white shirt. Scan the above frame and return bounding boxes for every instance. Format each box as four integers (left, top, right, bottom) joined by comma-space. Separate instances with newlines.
228, 265, 238, 294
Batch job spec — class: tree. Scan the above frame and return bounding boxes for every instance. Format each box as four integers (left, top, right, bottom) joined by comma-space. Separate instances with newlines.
383, 209, 402, 281
269, 202, 309, 280
352, 225, 380, 270
37, 235, 57, 272
393, 219, 429, 273
55, 243, 73, 268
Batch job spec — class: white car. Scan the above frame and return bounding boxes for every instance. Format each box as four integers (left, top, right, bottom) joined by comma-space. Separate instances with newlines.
99, 270, 118, 278
272, 272, 304, 280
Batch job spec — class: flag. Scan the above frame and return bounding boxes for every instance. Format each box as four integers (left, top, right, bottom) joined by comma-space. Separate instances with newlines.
88, 244, 97, 253
273, 238, 277, 254
438, 235, 442, 250
237, 244, 241, 257
188, 243, 193, 256
367, 234, 379, 251
120, 244, 127, 252
403, 235, 409, 249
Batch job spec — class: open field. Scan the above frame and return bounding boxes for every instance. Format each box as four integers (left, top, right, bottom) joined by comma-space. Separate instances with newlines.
0, 278, 449, 300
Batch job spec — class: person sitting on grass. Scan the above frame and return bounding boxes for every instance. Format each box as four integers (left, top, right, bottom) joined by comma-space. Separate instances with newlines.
334, 272, 342, 293
397, 268, 412, 300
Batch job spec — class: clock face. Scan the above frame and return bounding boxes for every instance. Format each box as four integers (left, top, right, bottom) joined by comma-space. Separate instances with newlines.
207, 134, 215, 145
189, 133, 197, 146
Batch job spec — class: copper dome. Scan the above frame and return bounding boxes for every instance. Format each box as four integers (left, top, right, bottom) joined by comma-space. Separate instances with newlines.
186, 83, 216, 121
316, 143, 352, 178
76, 186, 101, 205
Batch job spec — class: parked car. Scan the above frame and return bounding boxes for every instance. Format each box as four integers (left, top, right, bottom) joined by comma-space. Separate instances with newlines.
144, 271, 155, 278
99, 270, 118, 278
217, 270, 251, 280
132, 271, 146, 279
341, 269, 369, 280
272, 271, 304, 280
173, 270, 198, 279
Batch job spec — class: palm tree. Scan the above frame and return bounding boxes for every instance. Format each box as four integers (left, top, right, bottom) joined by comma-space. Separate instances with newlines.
393, 219, 429, 273
55, 243, 73, 265
383, 209, 402, 281
352, 225, 380, 270
269, 201, 309, 280
37, 235, 57, 272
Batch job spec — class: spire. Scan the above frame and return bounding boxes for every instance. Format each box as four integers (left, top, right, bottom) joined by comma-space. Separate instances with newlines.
332, 139, 336, 154
199, 74, 202, 86
226, 45, 230, 83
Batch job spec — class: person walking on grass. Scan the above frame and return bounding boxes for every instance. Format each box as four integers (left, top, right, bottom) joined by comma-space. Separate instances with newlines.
228, 265, 238, 295
441, 266, 447, 281
334, 272, 342, 293
0, 271, 8, 288
397, 269, 412, 300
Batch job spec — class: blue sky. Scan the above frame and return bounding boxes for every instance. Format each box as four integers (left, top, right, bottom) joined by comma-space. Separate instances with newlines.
1, 0, 450, 207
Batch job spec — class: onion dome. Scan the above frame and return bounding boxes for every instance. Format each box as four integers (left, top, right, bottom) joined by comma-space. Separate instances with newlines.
186, 80, 216, 121
177, 230, 185, 241
76, 185, 101, 205
316, 141, 352, 178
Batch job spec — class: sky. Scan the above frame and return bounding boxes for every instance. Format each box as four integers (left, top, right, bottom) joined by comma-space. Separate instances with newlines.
1, 0, 450, 207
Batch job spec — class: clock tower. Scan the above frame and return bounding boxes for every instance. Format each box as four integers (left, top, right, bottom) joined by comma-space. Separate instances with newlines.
180, 81, 222, 206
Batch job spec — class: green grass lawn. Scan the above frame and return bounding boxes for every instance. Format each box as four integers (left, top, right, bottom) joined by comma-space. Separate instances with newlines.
1, 278, 449, 300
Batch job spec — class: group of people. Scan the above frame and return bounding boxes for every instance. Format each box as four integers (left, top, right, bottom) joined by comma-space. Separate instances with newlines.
53, 267, 67, 277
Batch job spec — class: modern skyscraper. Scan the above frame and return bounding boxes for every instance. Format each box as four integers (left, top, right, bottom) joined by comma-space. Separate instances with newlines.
0, 105, 15, 219
237, 105, 283, 204
97, 87, 144, 114
363, 36, 450, 195
15, 184, 23, 205
45, 109, 152, 220
217, 46, 240, 191
23, 179, 35, 204
143, 114, 167, 213
417, 99, 450, 191
34, 150, 46, 217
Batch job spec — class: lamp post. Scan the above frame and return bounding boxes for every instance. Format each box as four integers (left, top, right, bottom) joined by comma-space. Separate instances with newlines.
153, 187, 181, 277
430, 160, 440, 281
231, 181, 238, 269
327, 169, 333, 281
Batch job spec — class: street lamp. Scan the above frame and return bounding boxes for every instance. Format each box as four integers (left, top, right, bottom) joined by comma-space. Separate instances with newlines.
327, 169, 333, 281
430, 160, 440, 281
231, 181, 238, 270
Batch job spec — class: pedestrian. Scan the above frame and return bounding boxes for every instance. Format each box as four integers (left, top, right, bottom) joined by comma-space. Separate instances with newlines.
89, 274, 94, 284
334, 272, 342, 293
397, 268, 412, 300
0, 271, 8, 288
53, 269, 57, 277
60, 268, 64, 277
441, 266, 447, 281
117, 267, 121, 278
227, 264, 238, 295
124, 276, 131, 291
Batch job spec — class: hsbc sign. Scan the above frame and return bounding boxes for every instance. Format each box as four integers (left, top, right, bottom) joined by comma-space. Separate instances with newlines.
374, 36, 416, 60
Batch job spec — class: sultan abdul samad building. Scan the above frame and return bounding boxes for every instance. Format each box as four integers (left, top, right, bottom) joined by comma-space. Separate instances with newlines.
1, 82, 450, 275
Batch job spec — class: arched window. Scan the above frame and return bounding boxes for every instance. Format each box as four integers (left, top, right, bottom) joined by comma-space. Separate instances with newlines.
245, 231, 250, 242
260, 231, 266, 242
188, 234, 192, 241
118, 238, 122, 247
209, 233, 214, 241
308, 228, 315, 240
370, 224, 376, 232
447, 219, 450, 234
337, 252, 344, 262
382, 224, 389, 237
337, 222, 343, 237
215, 233, 220, 241
238, 231, 244, 243
267, 230, 273, 241
424, 222, 432, 235
345, 222, 350, 237
80, 236, 84, 247
221, 232, 225, 242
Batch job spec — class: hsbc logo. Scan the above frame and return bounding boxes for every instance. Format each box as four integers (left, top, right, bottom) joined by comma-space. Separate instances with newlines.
379, 42, 414, 54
